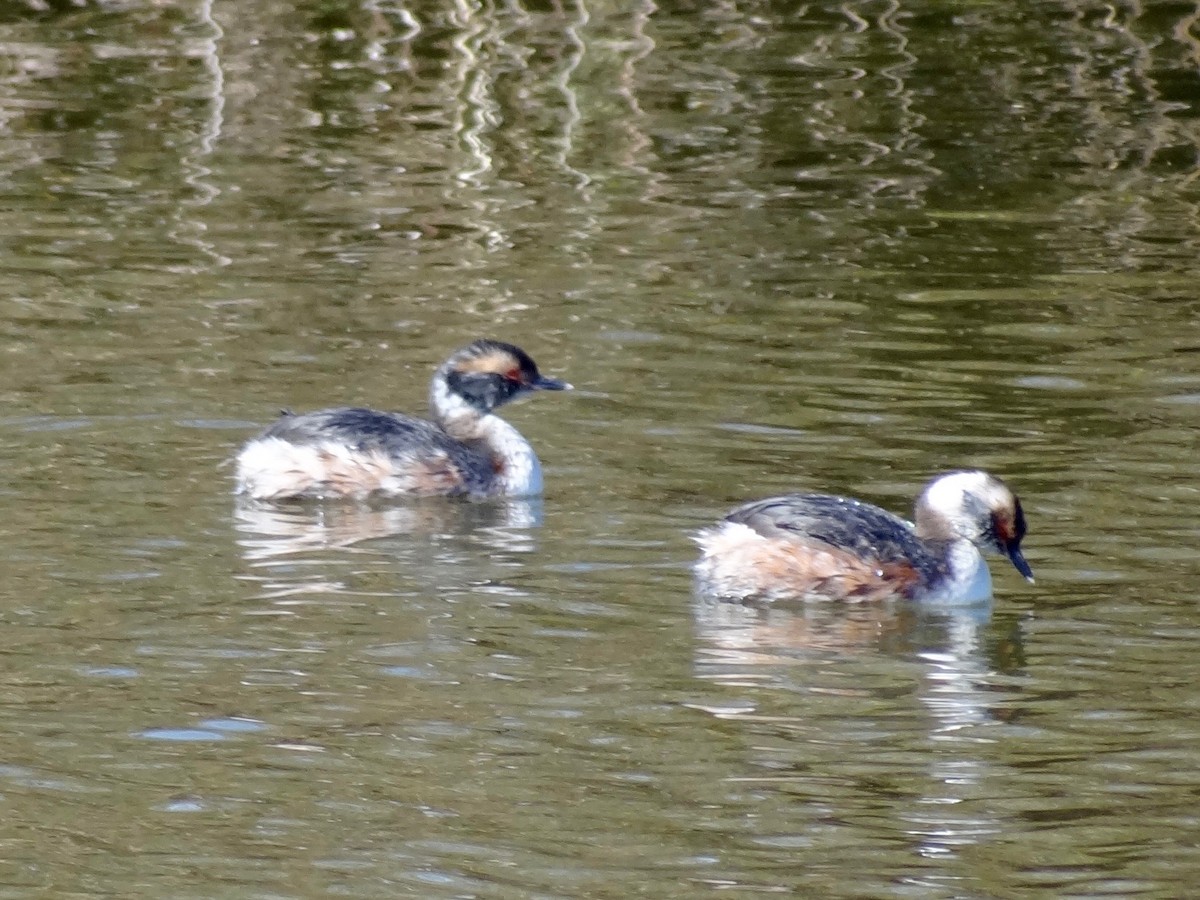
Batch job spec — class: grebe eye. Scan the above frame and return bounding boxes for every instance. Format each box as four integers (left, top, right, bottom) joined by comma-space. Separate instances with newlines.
504, 367, 525, 383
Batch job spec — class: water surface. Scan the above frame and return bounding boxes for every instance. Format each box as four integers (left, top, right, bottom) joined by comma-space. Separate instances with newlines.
1, 1, 1199, 896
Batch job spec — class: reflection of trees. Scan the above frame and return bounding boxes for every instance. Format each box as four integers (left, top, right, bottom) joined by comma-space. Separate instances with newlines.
0, 0, 1198, 305
0, 4, 1197, 212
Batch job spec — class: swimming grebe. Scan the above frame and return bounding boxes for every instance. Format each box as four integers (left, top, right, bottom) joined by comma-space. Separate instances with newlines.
234, 340, 571, 501
694, 470, 1033, 603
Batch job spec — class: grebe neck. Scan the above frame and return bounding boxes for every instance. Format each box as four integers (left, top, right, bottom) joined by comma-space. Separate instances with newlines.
430, 376, 543, 496
926, 537, 991, 603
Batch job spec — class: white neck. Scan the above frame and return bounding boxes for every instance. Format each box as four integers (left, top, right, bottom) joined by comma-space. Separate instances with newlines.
925, 539, 992, 603
430, 374, 472, 426
481, 414, 543, 496
429, 376, 543, 496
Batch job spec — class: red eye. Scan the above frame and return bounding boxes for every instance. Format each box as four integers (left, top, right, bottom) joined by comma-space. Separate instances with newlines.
505, 367, 524, 383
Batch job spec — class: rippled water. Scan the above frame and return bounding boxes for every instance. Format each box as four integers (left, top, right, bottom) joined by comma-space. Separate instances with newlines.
1, 0, 1199, 896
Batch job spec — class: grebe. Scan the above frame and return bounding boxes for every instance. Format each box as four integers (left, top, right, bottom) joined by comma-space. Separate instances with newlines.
234, 340, 570, 501
694, 470, 1034, 603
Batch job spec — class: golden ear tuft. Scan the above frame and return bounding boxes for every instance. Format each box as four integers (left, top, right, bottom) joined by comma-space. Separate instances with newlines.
455, 348, 519, 375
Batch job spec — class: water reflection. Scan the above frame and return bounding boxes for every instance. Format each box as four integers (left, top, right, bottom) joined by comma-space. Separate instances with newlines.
692, 593, 995, 669
231, 497, 545, 609
1, 0, 1198, 895
172, 0, 229, 271
233, 496, 543, 562
692, 594, 1026, 864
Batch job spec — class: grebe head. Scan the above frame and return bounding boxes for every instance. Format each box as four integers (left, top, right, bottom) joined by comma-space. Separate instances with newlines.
432, 339, 571, 419
914, 470, 1034, 583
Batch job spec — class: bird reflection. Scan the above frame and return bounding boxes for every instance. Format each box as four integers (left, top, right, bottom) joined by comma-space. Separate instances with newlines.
233, 496, 543, 562
692, 593, 995, 673
691, 592, 1028, 863
231, 497, 546, 605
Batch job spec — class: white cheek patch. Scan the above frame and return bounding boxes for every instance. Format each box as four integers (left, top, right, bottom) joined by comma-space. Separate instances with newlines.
922, 470, 990, 515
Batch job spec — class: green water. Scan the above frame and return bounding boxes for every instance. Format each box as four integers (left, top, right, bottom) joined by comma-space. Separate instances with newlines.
0, 1, 1198, 896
